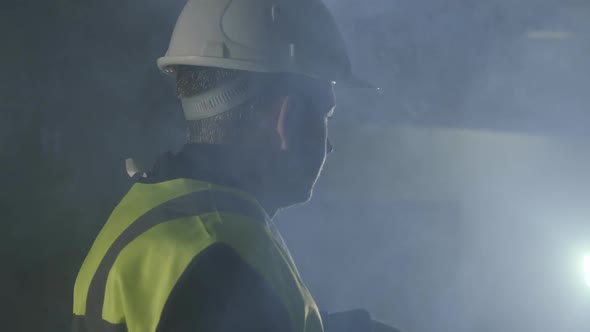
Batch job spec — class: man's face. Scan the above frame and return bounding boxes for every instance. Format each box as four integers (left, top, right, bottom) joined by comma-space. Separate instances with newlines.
277, 76, 335, 205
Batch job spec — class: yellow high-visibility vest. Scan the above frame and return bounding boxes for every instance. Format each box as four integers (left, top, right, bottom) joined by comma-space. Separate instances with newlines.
72, 178, 323, 332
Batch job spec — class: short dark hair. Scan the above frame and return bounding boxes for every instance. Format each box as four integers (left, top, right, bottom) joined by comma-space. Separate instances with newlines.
175, 65, 269, 144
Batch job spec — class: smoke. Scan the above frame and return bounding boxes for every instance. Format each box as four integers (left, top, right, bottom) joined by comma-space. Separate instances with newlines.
277, 1, 590, 332
3, 0, 590, 331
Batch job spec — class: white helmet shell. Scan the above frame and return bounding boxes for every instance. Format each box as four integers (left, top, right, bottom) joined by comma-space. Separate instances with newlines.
158, 0, 355, 83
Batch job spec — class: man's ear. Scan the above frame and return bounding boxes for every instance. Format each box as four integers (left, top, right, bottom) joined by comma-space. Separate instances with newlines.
274, 95, 295, 151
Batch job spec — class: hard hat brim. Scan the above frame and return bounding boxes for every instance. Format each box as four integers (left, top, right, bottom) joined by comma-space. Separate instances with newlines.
336, 75, 378, 89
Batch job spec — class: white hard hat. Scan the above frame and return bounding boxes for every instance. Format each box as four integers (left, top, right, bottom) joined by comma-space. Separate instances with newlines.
158, 0, 370, 87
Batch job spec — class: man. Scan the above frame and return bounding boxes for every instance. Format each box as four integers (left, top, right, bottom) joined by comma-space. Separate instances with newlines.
72, 0, 399, 331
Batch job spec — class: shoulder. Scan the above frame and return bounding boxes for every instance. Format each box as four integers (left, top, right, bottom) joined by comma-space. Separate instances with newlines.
158, 242, 294, 332
109, 214, 218, 299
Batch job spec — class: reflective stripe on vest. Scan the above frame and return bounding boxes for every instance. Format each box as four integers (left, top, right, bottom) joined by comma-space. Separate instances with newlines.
72, 179, 323, 332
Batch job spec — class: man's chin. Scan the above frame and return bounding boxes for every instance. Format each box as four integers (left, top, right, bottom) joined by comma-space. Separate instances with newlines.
275, 175, 318, 209
284, 187, 314, 208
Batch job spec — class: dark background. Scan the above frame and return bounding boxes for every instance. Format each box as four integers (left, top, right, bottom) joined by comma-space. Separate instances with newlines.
2, 0, 590, 331
2, 1, 186, 330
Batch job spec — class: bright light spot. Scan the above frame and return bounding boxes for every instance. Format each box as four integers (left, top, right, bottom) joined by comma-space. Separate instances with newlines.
584, 255, 590, 288
526, 30, 574, 40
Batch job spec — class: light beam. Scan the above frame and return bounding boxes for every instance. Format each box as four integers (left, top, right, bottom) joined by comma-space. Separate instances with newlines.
583, 255, 590, 288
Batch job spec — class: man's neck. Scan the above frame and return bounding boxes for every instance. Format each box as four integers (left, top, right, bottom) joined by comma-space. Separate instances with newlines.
145, 143, 282, 218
